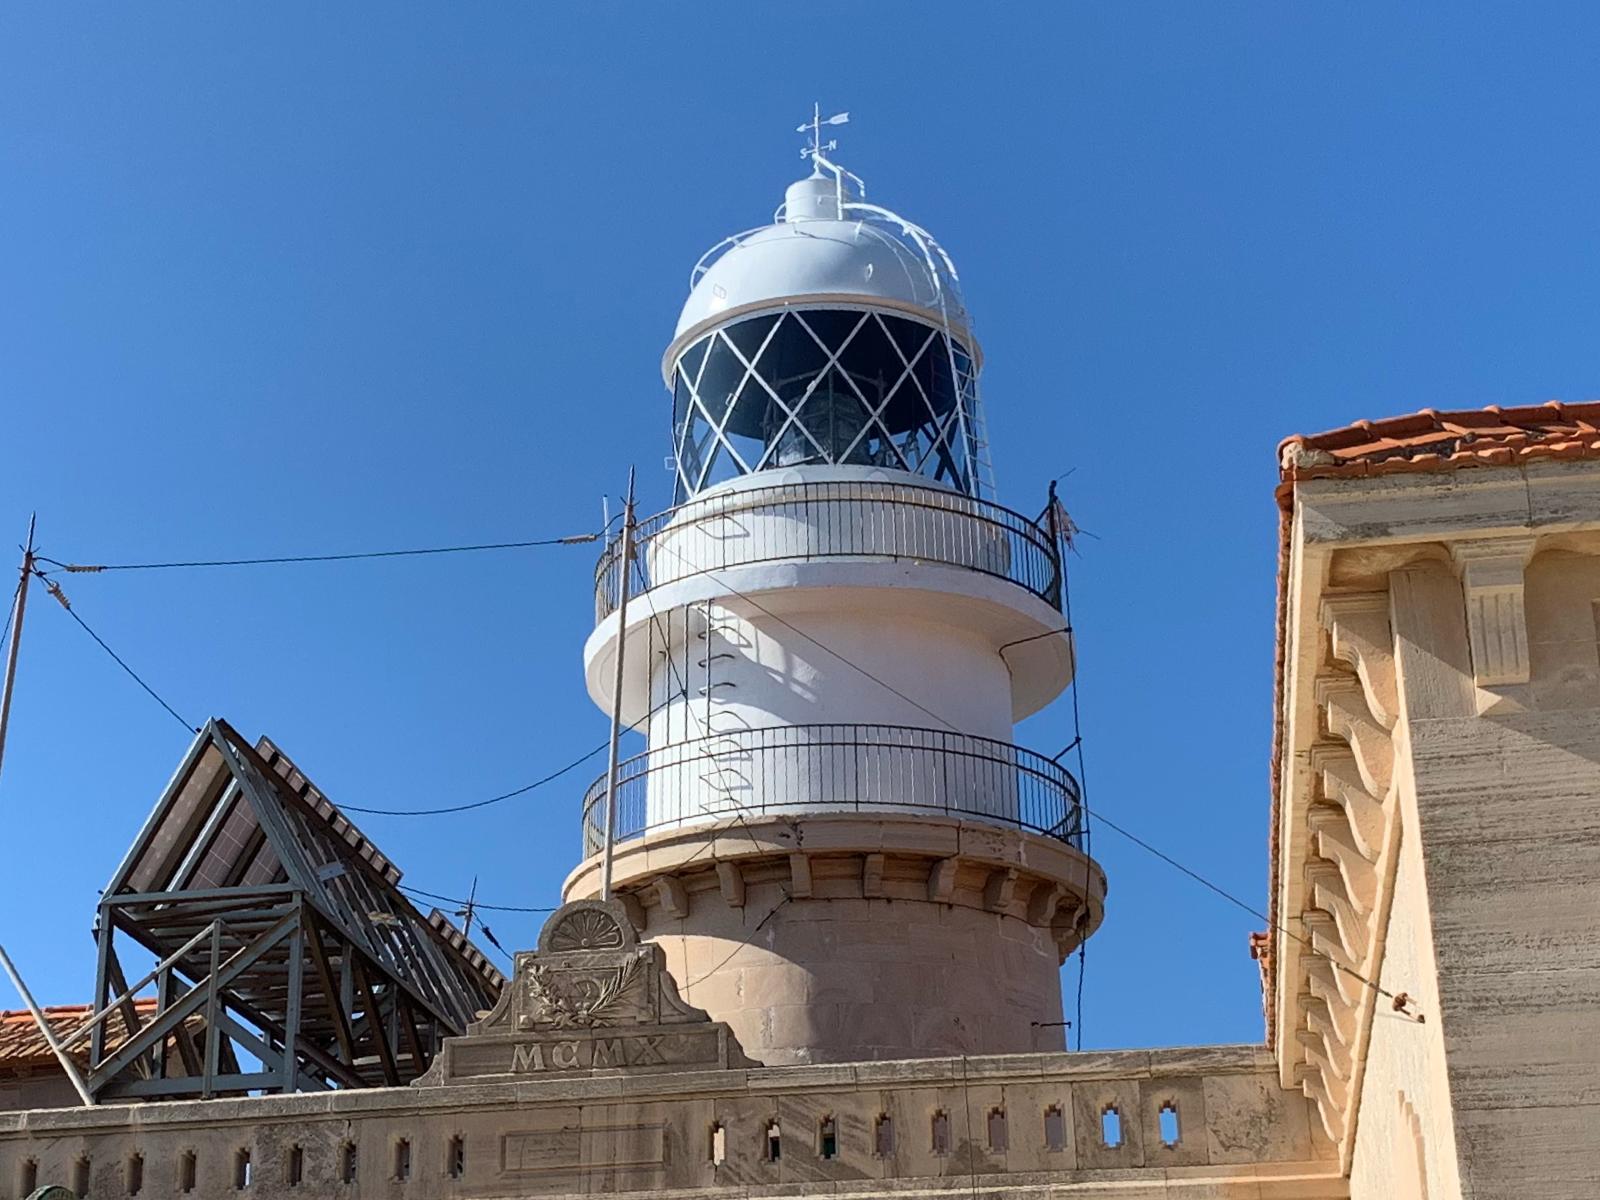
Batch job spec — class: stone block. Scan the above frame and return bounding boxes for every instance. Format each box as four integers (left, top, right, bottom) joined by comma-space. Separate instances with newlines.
1139, 1074, 1209, 1168
1071, 1076, 1145, 1169
1203, 1069, 1314, 1165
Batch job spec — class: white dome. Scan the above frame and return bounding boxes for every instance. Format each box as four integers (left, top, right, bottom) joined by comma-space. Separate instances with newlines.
667, 176, 973, 371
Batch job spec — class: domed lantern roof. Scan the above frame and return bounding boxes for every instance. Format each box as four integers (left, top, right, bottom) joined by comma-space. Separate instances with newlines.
667, 175, 975, 360
663, 111, 992, 503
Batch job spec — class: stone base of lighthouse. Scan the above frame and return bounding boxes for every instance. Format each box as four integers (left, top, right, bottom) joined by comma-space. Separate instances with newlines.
563, 812, 1106, 1066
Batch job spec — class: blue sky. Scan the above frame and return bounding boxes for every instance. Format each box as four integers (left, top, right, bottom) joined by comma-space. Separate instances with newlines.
2, 4, 1598, 1052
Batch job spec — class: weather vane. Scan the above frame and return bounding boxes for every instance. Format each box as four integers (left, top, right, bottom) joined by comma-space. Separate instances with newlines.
797, 102, 849, 168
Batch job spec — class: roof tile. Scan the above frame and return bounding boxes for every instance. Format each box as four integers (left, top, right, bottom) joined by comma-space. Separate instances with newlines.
1280, 401, 1600, 484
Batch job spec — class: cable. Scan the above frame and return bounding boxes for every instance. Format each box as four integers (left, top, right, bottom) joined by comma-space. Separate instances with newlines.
1054, 533, 1092, 1054
37, 532, 598, 574
1080, 799, 1415, 1014
341, 740, 608, 816
34, 570, 197, 733
397, 884, 557, 914
0, 571, 21, 653
998, 625, 1070, 655
681, 892, 791, 991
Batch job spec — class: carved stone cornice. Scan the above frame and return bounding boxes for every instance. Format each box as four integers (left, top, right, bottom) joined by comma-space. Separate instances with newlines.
1320, 593, 1399, 729
1313, 676, 1394, 799
1274, 591, 1404, 1161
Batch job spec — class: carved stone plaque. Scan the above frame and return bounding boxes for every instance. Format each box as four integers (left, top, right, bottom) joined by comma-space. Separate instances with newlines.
417, 900, 754, 1085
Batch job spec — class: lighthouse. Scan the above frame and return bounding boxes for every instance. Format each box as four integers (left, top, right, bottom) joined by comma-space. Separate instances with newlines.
564, 116, 1107, 1065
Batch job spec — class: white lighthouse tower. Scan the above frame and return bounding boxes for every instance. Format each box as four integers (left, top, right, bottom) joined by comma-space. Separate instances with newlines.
565, 116, 1107, 1065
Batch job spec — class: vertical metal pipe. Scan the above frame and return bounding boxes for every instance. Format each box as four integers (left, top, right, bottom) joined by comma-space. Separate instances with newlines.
600, 468, 637, 903
202, 920, 222, 1099
0, 514, 38, 786
282, 910, 305, 1093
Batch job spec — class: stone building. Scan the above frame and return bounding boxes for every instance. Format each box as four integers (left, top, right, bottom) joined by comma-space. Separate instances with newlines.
1, 139, 1597, 1199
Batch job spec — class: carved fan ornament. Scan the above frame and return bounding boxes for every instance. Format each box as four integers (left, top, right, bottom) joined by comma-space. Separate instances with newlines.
547, 908, 626, 951
523, 957, 642, 1029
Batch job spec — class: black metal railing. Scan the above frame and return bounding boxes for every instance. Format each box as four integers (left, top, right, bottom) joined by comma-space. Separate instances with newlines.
594, 479, 1061, 621
579, 723, 1083, 857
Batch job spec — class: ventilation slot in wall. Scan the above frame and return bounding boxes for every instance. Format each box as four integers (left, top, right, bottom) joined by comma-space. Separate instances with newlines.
234, 1148, 252, 1190
709, 1123, 726, 1166
874, 1113, 895, 1157
987, 1107, 1009, 1153
931, 1110, 951, 1155
72, 1156, 90, 1199
179, 1150, 196, 1194
394, 1138, 411, 1182
341, 1143, 358, 1184
20, 1159, 38, 1196
1044, 1105, 1067, 1152
448, 1135, 466, 1180
765, 1119, 781, 1162
126, 1151, 144, 1196
1101, 1105, 1122, 1148
1159, 1101, 1181, 1147
287, 1145, 304, 1188
818, 1115, 838, 1160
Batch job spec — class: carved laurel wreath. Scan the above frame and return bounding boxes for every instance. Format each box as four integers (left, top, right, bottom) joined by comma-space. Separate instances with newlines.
524, 956, 642, 1029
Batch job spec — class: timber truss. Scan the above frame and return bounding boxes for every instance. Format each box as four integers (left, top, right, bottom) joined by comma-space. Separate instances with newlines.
78, 720, 502, 1102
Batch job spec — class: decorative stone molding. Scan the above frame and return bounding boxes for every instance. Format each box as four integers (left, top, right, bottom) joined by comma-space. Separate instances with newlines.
1309, 747, 1385, 863
862, 852, 886, 898
419, 900, 753, 1085
715, 862, 746, 908
927, 856, 959, 902
1027, 883, 1064, 925
654, 876, 689, 919
1450, 536, 1537, 688
983, 867, 1018, 912
1278, 590, 1404, 1158
1320, 594, 1399, 729
1313, 676, 1394, 799
787, 852, 813, 898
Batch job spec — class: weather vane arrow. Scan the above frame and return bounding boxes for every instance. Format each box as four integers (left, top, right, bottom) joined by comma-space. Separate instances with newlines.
798, 103, 849, 165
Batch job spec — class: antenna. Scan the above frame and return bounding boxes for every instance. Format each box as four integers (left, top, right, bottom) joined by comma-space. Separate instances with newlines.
454, 875, 480, 940
796, 102, 849, 171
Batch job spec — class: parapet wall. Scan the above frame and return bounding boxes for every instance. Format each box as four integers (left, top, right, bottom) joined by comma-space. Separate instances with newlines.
0, 1046, 1340, 1199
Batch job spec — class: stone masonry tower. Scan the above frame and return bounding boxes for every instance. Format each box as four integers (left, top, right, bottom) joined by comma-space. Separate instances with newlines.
564, 124, 1107, 1065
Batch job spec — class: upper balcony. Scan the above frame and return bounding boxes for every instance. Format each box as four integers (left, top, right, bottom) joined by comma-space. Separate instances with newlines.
594, 473, 1061, 621
583, 468, 1075, 724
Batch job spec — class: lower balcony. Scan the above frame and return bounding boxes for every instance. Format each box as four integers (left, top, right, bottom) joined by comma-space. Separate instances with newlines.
580, 723, 1083, 858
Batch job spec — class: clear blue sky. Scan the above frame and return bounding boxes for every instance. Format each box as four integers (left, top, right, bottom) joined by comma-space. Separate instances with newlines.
2, 4, 1597, 1052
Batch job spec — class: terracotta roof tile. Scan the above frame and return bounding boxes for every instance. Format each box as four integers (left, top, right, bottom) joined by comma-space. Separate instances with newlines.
0, 1001, 160, 1073
1279, 401, 1600, 485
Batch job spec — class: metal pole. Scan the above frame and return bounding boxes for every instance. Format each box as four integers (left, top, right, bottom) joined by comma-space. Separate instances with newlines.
0, 941, 95, 1106
600, 468, 637, 903
0, 514, 37, 785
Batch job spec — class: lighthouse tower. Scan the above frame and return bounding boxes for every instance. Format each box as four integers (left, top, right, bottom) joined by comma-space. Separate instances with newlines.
564, 119, 1107, 1065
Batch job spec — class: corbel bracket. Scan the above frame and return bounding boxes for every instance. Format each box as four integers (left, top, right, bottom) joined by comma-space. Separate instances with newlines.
1451, 537, 1537, 688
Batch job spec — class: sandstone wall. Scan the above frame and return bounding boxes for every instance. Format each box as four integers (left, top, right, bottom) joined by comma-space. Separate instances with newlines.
0, 1046, 1340, 1199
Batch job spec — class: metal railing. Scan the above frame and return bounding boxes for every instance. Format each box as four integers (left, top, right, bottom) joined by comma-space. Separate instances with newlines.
594, 479, 1061, 621
580, 723, 1083, 857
